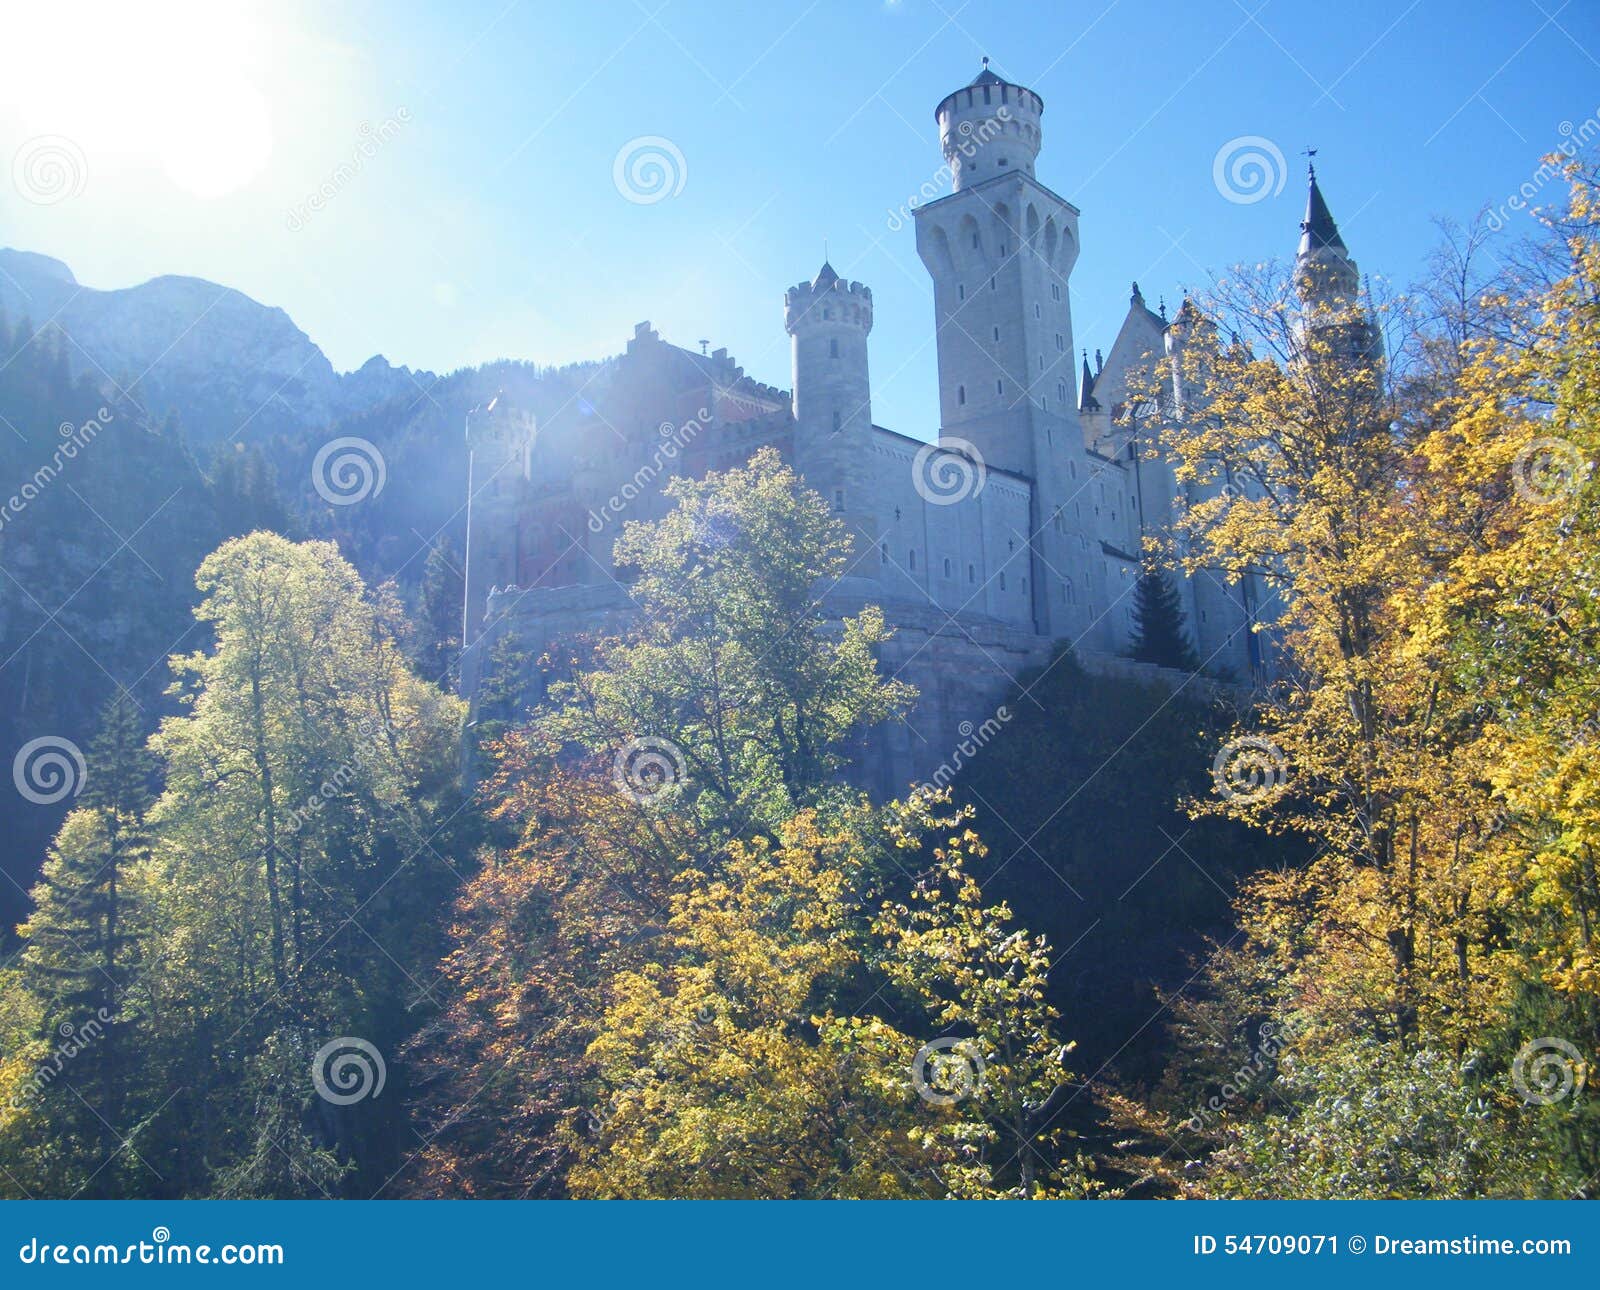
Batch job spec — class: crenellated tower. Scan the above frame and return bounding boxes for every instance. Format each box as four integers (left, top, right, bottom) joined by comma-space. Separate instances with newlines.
785, 262, 879, 567
913, 61, 1087, 638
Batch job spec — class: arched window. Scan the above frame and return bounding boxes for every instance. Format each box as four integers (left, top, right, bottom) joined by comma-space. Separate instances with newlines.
908, 549, 917, 570
943, 556, 952, 577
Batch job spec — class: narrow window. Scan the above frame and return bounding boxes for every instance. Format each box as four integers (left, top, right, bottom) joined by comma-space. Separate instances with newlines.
832, 410, 842, 432
958, 283, 966, 300
968, 563, 976, 584
829, 338, 839, 358
971, 232, 980, 250
909, 549, 917, 570
999, 572, 1007, 590
957, 384, 966, 406
1034, 303, 1041, 319
992, 325, 1000, 342
833, 488, 844, 513
943, 556, 952, 577
996, 379, 1003, 396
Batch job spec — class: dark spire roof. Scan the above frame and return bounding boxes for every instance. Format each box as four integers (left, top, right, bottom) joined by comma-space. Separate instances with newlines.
812, 260, 840, 289
1298, 164, 1348, 257
970, 56, 1004, 87
1078, 350, 1100, 412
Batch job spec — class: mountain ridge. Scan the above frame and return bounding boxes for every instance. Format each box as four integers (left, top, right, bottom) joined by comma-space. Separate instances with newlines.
0, 246, 435, 445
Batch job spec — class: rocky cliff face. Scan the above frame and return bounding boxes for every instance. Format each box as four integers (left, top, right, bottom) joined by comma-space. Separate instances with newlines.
0, 248, 432, 443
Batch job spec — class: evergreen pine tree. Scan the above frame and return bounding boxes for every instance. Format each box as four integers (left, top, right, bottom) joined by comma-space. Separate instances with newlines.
15, 691, 155, 1191
1127, 563, 1200, 672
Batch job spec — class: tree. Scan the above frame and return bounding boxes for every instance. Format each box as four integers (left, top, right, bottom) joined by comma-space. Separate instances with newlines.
415, 536, 465, 687
1, 693, 155, 1195
410, 453, 1088, 1198
1127, 562, 1201, 672
1141, 157, 1600, 1196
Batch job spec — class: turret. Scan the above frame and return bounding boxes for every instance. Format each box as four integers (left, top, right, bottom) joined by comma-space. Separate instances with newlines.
462, 393, 535, 654
784, 261, 877, 562
1294, 162, 1358, 306
934, 57, 1043, 190
1292, 163, 1382, 366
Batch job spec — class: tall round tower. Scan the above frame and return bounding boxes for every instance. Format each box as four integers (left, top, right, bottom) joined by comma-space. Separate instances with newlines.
784, 261, 878, 567
462, 392, 534, 653
935, 57, 1043, 191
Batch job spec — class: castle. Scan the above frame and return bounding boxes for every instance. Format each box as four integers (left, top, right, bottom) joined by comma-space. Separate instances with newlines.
460, 62, 1367, 795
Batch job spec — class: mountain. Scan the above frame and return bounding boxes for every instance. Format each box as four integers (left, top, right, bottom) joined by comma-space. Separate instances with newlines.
0, 248, 434, 445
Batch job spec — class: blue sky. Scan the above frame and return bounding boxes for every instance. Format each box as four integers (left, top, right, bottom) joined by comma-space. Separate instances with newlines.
2, 0, 1598, 437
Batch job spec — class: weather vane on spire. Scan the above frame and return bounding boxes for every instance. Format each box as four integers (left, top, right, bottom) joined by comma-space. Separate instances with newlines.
1302, 145, 1319, 177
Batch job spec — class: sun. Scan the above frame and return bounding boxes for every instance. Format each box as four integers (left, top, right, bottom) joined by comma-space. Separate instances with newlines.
0, 0, 277, 200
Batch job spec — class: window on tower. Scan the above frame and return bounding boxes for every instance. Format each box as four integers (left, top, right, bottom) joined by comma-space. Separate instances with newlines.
971, 232, 980, 249
1052, 284, 1061, 301
996, 379, 1003, 396
833, 489, 844, 513
832, 410, 842, 432
957, 384, 966, 406
829, 338, 839, 358
958, 283, 965, 300
992, 325, 1000, 341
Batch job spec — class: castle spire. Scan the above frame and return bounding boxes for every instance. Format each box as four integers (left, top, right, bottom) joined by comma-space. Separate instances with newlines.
1298, 163, 1347, 257
1078, 350, 1099, 412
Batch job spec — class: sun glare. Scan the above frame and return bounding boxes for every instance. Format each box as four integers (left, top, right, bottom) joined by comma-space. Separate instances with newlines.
1, 0, 276, 199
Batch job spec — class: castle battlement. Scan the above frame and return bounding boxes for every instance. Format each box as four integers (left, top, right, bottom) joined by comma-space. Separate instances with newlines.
784, 264, 873, 335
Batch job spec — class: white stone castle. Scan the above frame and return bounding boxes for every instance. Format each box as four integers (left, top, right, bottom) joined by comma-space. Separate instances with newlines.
461, 61, 1365, 794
